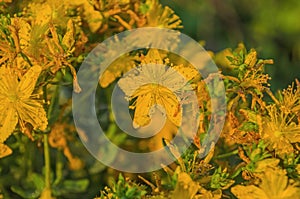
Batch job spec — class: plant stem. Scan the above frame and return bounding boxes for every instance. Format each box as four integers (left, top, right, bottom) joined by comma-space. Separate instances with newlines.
44, 134, 51, 190
215, 149, 239, 159
53, 150, 63, 186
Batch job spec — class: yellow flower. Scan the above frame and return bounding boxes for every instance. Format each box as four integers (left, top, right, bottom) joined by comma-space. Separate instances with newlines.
261, 104, 300, 156
145, 0, 183, 29
119, 67, 182, 128
118, 49, 198, 128
26, 0, 68, 27
10, 17, 31, 52
0, 65, 48, 143
278, 79, 300, 115
64, 0, 103, 33
197, 188, 222, 199
231, 168, 300, 199
171, 172, 199, 199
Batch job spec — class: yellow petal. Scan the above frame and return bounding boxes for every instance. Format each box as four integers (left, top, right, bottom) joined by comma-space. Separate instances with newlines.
0, 66, 18, 95
231, 185, 268, 199
99, 70, 119, 88
172, 64, 200, 82
141, 49, 164, 65
171, 172, 198, 199
156, 86, 181, 127
132, 91, 154, 128
255, 158, 280, 172
62, 19, 75, 51
0, 143, 13, 159
0, 103, 18, 143
16, 99, 48, 131
18, 65, 42, 99
260, 169, 300, 199
100, 54, 137, 88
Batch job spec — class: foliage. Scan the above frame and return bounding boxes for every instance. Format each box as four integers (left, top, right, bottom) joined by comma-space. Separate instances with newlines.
0, 0, 299, 199
162, 0, 300, 90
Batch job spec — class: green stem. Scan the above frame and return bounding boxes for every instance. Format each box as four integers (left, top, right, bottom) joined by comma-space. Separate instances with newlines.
53, 150, 63, 186
215, 149, 239, 159
44, 134, 51, 190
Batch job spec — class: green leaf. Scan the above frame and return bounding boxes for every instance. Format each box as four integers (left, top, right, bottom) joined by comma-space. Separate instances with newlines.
139, 3, 150, 14
11, 173, 44, 199
226, 56, 234, 62
61, 179, 89, 193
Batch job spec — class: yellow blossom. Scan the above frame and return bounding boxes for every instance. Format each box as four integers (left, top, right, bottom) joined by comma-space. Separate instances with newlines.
171, 172, 199, 199
0, 65, 48, 143
261, 104, 300, 156
118, 49, 198, 128
278, 79, 300, 115
231, 168, 300, 199
145, 0, 183, 29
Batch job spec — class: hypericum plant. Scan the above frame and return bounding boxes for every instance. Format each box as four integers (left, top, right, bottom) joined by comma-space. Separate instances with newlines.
0, 0, 299, 199
96, 44, 300, 198
96, 174, 147, 199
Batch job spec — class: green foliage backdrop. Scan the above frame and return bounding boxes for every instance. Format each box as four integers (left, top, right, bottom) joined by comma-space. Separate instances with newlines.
162, 0, 300, 89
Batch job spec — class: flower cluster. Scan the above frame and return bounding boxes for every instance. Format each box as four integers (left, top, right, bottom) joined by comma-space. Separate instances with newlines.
0, 0, 299, 199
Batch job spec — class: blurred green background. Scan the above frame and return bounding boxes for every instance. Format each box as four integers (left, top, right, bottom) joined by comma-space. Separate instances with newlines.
161, 0, 300, 90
